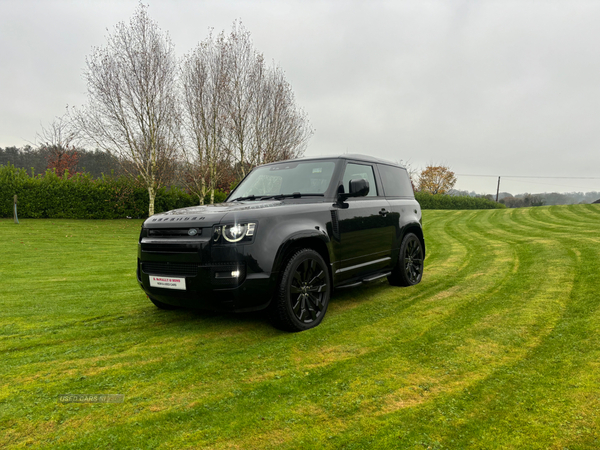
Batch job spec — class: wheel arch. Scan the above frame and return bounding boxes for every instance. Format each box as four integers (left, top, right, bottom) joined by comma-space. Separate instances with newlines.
272, 233, 333, 281
402, 223, 425, 257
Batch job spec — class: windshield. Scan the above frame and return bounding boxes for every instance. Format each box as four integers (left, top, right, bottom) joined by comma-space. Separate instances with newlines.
230, 160, 336, 200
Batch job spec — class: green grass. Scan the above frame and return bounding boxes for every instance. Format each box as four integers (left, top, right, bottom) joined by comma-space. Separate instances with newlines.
1, 205, 600, 449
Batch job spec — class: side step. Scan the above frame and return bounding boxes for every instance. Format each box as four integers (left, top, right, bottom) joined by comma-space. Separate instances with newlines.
337, 281, 363, 289
336, 272, 391, 289
362, 272, 391, 282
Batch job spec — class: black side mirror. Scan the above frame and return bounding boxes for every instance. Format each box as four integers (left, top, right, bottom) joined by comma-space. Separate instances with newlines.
349, 178, 369, 197
337, 178, 369, 205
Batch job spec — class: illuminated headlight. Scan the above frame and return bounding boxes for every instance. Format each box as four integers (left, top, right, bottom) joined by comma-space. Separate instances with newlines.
213, 223, 257, 243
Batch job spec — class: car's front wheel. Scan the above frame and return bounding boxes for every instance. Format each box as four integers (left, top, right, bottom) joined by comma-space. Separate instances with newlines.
271, 249, 331, 332
388, 233, 424, 286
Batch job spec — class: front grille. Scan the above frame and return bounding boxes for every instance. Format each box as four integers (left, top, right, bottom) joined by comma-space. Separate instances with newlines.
140, 243, 199, 253
148, 228, 201, 237
200, 261, 240, 267
142, 262, 198, 277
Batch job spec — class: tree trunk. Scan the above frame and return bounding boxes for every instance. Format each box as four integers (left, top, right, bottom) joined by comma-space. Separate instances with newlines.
148, 186, 156, 216
199, 178, 206, 205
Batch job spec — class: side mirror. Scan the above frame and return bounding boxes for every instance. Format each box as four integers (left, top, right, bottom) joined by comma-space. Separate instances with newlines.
349, 178, 369, 197
337, 178, 369, 204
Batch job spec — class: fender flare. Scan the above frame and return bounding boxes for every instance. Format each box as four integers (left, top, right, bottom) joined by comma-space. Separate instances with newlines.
271, 229, 332, 275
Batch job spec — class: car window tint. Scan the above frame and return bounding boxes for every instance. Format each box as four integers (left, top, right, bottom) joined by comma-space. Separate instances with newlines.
378, 165, 414, 197
342, 163, 377, 197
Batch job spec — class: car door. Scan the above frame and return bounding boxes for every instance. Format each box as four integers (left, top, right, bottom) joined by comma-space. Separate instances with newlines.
334, 161, 395, 281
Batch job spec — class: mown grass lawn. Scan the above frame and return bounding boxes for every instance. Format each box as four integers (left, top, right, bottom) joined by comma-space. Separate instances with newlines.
1, 205, 600, 449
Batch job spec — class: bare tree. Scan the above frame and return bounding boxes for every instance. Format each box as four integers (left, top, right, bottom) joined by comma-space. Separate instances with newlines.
181, 30, 229, 205
252, 66, 312, 167
72, 4, 179, 216
181, 21, 312, 202
36, 113, 80, 178
222, 22, 312, 179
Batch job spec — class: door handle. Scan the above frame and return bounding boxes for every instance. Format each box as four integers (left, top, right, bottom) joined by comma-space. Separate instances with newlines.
379, 208, 388, 217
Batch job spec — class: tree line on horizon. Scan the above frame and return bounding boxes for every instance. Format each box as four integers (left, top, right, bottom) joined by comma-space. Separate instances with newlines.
0, 145, 123, 179
450, 189, 600, 206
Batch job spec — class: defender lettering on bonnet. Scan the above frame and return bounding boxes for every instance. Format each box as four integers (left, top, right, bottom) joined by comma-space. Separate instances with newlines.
137, 155, 424, 331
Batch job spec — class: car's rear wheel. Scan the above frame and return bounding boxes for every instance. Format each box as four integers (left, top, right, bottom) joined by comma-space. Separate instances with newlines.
388, 233, 424, 286
271, 249, 331, 332
147, 295, 179, 310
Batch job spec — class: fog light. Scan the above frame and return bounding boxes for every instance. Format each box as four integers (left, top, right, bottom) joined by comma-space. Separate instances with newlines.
215, 269, 242, 279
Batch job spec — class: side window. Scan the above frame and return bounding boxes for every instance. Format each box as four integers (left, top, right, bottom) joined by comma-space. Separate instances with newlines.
341, 163, 378, 197
378, 165, 414, 197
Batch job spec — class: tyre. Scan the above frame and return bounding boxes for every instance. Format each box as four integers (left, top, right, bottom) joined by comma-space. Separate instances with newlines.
271, 249, 331, 332
148, 295, 179, 310
388, 233, 424, 287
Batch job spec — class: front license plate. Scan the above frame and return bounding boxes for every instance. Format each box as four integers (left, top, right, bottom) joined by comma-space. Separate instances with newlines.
149, 276, 186, 290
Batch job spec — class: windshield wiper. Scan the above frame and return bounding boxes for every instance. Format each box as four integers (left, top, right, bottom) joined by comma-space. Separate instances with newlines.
232, 193, 325, 202
230, 195, 258, 202
261, 193, 325, 200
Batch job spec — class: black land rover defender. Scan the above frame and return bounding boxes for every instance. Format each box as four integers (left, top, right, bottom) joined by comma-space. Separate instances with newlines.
137, 154, 424, 331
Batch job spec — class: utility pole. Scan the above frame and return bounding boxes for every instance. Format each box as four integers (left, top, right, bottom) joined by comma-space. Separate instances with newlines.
496, 177, 501, 203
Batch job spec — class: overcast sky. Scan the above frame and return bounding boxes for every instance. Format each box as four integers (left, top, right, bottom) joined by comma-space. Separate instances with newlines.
1, 0, 599, 194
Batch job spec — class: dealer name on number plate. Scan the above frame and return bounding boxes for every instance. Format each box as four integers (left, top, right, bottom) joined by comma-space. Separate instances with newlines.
149, 276, 186, 290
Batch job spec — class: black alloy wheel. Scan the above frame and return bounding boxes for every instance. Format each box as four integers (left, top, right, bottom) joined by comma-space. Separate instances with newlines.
271, 248, 331, 331
388, 233, 424, 287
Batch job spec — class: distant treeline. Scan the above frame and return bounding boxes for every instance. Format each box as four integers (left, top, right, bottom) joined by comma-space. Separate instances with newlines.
0, 146, 123, 178
450, 189, 600, 207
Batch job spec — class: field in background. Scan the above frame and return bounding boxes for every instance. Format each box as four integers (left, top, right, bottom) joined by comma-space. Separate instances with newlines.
1, 205, 600, 449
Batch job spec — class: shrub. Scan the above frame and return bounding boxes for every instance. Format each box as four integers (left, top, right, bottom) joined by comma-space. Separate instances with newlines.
0, 163, 227, 219
415, 192, 506, 210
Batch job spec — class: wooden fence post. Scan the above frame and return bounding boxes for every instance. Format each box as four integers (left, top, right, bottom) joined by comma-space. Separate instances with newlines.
14, 194, 19, 224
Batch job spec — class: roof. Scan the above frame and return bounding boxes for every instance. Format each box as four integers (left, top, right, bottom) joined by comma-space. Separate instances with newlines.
262, 154, 406, 168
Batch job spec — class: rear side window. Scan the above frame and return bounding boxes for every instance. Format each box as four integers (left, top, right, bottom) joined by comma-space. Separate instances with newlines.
378, 165, 414, 197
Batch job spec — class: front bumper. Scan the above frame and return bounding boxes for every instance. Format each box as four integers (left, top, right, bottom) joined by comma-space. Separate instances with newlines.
137, 239, 276, 312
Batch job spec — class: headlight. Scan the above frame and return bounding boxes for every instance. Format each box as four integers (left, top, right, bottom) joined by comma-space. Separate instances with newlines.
213, 223, 256, 243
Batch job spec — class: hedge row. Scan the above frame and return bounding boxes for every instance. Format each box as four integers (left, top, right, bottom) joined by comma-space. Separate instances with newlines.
415, 192, 506, 210
2, 163, 504, 219
0, 163, 227, 219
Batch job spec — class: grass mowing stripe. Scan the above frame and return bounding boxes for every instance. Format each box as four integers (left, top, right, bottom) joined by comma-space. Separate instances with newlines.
531, 206, 600, 236
564, 203, 600, 221
1, 208, 599, 449
318, 210, 584, 448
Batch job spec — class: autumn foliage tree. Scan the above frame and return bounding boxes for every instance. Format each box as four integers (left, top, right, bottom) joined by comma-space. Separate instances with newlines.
417, 165, 457, 194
